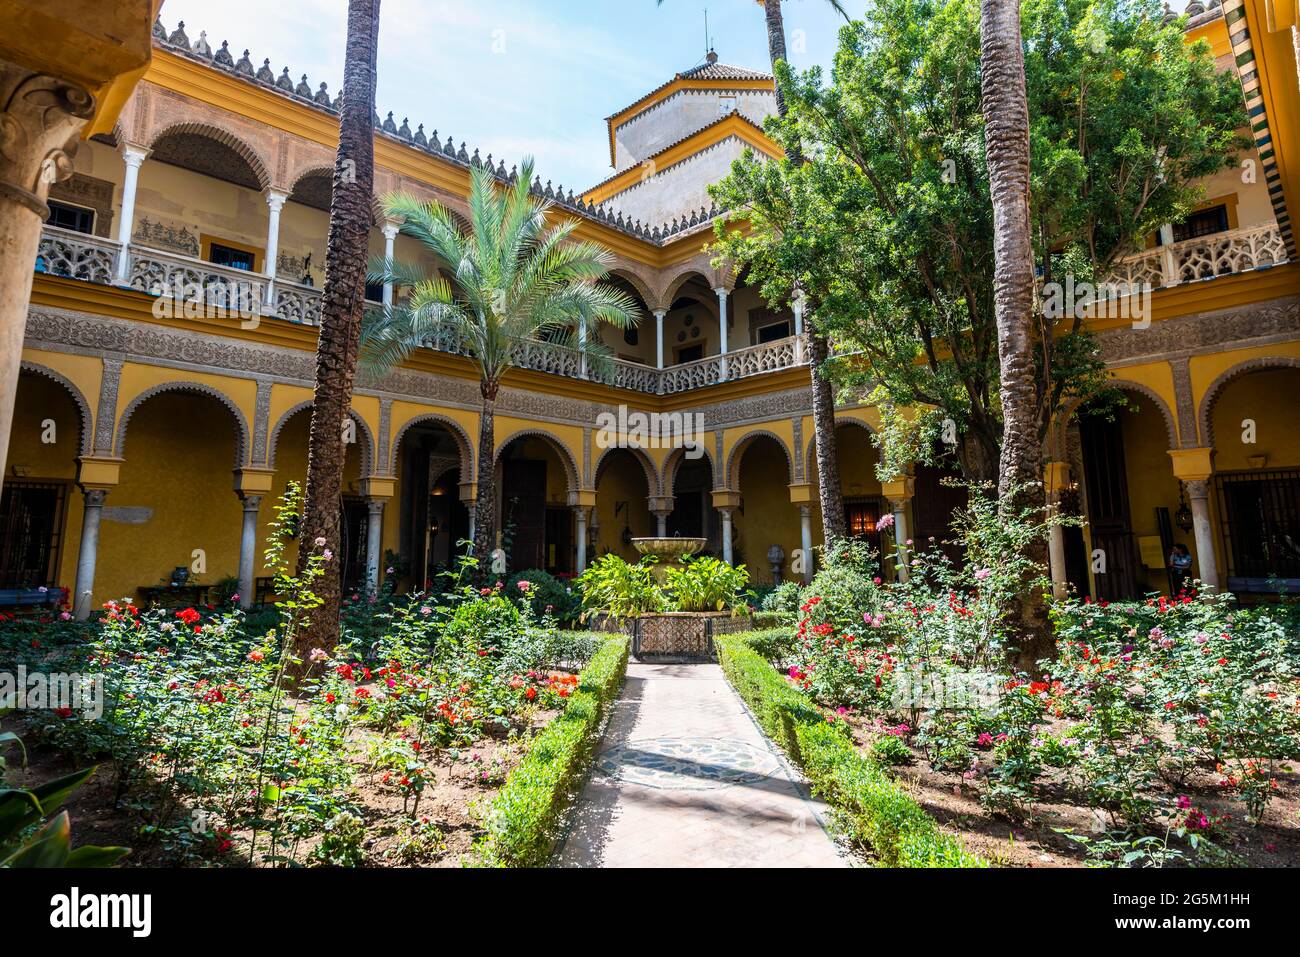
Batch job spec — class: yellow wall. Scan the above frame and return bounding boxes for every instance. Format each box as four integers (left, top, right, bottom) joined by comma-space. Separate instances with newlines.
592, 451, 654, 561
1118, 396, 1187, 593
1211, 368, 1300, 472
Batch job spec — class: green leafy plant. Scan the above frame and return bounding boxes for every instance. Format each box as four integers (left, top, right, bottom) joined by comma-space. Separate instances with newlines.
576, 554, 664, 620
665, 556, 750, 613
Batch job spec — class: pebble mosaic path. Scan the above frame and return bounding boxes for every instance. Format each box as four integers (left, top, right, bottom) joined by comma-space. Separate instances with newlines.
555, 662, 849, 868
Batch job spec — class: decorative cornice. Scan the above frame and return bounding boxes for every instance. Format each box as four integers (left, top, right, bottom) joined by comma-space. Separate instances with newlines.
1096, 294, 1300, 364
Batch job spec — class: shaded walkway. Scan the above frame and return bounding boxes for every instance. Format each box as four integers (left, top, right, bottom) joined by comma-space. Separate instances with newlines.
555, 662, 849, 867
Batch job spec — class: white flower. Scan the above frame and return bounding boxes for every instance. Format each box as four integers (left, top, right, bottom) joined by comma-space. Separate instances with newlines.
314, 536, 327, 547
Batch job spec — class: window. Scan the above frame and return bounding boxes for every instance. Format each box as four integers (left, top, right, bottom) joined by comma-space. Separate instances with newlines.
844, 498, 884, 538
623, 327, 639, 347
719, 96, 736, 116
757, 320, 791, 343
207, 242, 256, 271
365, 282, 385, 303
1216, 469, 1300, 589
46, 200, 94, 235
676, 343, 704, 363
1170, 204, 1229, 243
0, 482, 67, 589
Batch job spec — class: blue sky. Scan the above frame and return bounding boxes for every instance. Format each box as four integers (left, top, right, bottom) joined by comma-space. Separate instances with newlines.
158, 0, 871, 190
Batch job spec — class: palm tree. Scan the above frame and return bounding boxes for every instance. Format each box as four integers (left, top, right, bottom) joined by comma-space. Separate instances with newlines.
365, 159, 641, 576
297, 0, 380, 657
979, 0, 1051, 671
658, 0, 848, 543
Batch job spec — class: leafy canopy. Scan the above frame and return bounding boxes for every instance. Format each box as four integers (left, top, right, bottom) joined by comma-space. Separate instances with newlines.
710, 0, 1245, 478
364, 158, 641, 391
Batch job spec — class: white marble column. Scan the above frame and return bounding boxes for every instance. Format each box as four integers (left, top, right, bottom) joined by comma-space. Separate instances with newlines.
0, 64, 94, 483
654, 309, 666, 368
574, 506, 589, 573
1158, 223, 1179, 288
381, 219, 400, 305
578, 318, 588, 379
466, 503, 477, 544
115, 144, 150, 281
714, 287, 730, 379
1048, 520, 1068, 600
719, 507, 735, 565
1185, 479, 1220, 591
890, 499, 911, 583
237, 495, 261, 609
799, 503, 814, 584
262, 188, 289, 305
366, 498, 386, 592
73, 488, 108, 619
792, 291, 806, 363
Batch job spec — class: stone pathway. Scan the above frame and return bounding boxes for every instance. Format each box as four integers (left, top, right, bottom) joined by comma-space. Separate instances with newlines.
555, 662, 849, 868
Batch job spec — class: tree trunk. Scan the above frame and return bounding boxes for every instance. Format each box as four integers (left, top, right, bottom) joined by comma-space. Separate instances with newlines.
980, 0, 1052, 673
808, 331, 847, 542
957, 429, 1000, 487
762, 0, 844, 544
296, 0, 379, 657
472, 381, 498, 580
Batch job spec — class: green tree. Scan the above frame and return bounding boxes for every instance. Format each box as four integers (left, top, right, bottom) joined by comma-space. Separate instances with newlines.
713, 0, 1243, 485
365, 160, 640, 575
659, 0, 851, 544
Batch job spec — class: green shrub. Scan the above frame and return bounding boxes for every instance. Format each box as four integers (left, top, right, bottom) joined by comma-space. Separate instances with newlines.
761, 580, 802, 617
714, 631, 983, 868
576, 555, 663, 620
665, 556, 750, 612
507, 569, 581, 625
475, 633, 630, 867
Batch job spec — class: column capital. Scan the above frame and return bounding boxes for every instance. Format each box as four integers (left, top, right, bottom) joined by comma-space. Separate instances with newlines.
1184, 477, 1211, 499
264, 187, 290, 210
1168, 447, 1215, 482
881, 476, 915, 502
75, 455, 121, 490
233, 466, 276, 496
120, 142, 152, 167
648, 495, 674, 515
239, 493, 263, 511
711, 489, 741, 510
81, 487, 109, 507
366, 497, 386, 516
360, 475, 397, 499
568, 489, 597, 509
381, 217, 403, 241
0, 65, 95, 217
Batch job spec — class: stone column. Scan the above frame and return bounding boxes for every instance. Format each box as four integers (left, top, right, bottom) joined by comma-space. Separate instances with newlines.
237, 495, 261, 609
714, 287, 730, 378
466, 503, 477, 543
654, 308, 666, 368
381, 218, 401, 305
792, 291, 806, 363
798, 503, 814, 584
262, 188, 289, 305
1185, 479, 1220, 591
649, 495, 674, 537
718, 507, 735, 565
73, 488, 108, 619
578, 317, 588, 379
0, 65, 94, 483
114, 144, 150, 281
1044, 462, 1071, 599
574, 506, 590, 573
1158, 223, 1179, 288
366, 497, 386, 592
889, 499, 911, 583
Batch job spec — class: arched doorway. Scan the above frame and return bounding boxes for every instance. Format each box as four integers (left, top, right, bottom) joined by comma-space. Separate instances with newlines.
395, 421, 471, 590
731, 434, 796, 583
667, 452, 717, 553
592, 448, 655, 562
496, 434, 578, 575
1208, 364, 1300, 593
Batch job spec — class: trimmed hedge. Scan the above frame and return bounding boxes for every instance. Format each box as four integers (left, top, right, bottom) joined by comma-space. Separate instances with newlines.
473, 632, 630, 867
715, 631, 985, 868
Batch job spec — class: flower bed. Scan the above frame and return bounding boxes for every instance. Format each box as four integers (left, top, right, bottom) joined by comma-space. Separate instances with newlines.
473, 632, 630, 867
0, 487, 613, 867
715, 629, 984, 867
766, 537, 1300, 866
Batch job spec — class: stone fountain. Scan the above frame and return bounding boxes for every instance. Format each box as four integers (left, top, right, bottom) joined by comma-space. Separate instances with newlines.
631, 536, 707, 583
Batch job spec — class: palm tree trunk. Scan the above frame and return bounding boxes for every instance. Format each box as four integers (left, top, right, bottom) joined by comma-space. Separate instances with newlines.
297, 0, 380, 656
762, 0, 844, 545
809, 332, 847, 541
472, 381, 498, 579
980, 0, 1051, 672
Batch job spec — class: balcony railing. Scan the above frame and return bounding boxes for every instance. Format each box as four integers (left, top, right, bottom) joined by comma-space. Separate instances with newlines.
34, 226, 814, 395
1104, 222, 1287, 290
